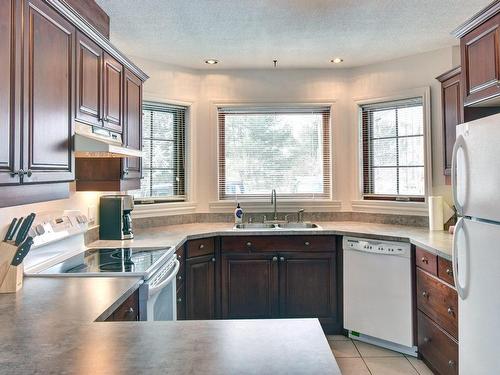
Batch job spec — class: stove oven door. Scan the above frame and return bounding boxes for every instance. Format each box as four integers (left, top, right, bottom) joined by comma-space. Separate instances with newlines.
144, 259, 180, 321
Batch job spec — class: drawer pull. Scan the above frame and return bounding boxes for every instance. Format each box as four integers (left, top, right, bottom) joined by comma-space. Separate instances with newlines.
422, 291, 429, 298
448, 360, 456, 368
305, 241, 310, 246
177, 254, 182, 260
447, 307, 454, 315
246, 242, 252, 247
199, 244, 205, 249
421, 257, 429, 264
272, 256, 278, 262
423, 336, 431, 343
446, 268, 453, 276
177, 275, 182, 280
177, 297, 182, 302
211, 257, 216, 263
279, 256, 285, 262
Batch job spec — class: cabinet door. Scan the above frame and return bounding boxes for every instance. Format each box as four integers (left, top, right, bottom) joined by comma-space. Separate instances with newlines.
279, 252, 338, 326
438, 69, 462, 176
122, 69, 142, 180
221, 254, 279, 319
186, 255, 215, 320
103, 53, 123, 133
0, 0, 20, 184
461, 14, 500, 106
22, 0, 75, 183
75, 31, 102, 127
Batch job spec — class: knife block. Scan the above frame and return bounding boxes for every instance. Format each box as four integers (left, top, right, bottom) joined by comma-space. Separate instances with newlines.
0, 242, 24, 293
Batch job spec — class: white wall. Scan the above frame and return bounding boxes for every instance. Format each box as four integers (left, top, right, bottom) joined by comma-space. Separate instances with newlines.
0, 47, 458, 233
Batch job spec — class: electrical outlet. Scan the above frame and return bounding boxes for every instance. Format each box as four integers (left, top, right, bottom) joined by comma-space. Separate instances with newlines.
88, 205, 97, 224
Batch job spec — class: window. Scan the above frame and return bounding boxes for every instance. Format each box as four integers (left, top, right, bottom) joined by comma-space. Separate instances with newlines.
134, 102, 186, 203
360, 97, 425, 201
218, 106, 331, 200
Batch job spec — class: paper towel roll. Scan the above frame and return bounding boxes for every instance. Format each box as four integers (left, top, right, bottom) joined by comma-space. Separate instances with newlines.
429, 196, 444, 231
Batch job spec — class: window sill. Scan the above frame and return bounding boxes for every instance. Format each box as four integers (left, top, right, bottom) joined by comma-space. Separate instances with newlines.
209, 199, 342, 213
132, 201, 198, 219
351, 199, 428, 216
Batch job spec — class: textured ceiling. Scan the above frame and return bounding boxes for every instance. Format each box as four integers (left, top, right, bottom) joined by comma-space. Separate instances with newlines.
96, 0, 490, 69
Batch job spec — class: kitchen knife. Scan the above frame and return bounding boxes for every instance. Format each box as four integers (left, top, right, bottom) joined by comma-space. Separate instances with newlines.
11, 236, 34, 266
15, 213, 35, 246
9, 217, 23, 242
3, 218, 17, 242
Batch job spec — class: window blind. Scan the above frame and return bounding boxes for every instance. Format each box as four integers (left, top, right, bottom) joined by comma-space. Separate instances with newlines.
218, 106, 331, 200
134, 102, 186, 203
360, 97, 425, 201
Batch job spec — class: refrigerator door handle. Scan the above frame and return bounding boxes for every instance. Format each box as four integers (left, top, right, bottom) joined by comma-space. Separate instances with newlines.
452, 217, 467, 300
452, 134, 468, 216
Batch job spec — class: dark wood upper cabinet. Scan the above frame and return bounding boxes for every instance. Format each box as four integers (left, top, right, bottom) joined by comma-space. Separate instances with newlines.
221, 253, 279, 319
102, 53, 124, 133
278, 252, 338, 329
123, 69, 143, 180
75, 31, 102, 127
0, 0, 19, 185
437, 67, 462, 178
186, 255, 216, 320
21, 0, 74, 184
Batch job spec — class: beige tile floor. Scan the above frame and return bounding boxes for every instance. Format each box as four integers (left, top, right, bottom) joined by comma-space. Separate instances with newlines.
327, 335, 434, 375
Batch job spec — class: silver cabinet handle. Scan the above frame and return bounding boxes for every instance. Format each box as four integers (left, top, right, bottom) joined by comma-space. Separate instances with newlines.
446, 268, 453, 276
246, 242, 252, 247
447, 307, 454, 315
422, 291, 428, 298
279, 256, 285, 262
25, 169, 32, 177
123, 168, 129, 176
305, 241, 310, 246
272, 256, 278, 262
127, 307, 134, 314
423, 337, 430, 343
421, 257, 428, 264
177, 297, 182, 302
177, 275, 182, 280
211, 257, 216, 262
10, 169, 24, 177
177, 254, 182, 260
448, 360, 455, 368
199, 244, 204, 249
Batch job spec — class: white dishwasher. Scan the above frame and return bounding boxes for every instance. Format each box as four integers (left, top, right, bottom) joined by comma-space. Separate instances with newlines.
343, 236, 417, 356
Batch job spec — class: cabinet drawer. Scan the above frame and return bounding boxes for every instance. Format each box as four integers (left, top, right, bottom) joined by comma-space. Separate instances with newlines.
111, 290, 139, 321
438, 257, 455, 286
417, 269, 458, 339
416, 247, 438, 275
418, 310, 458, 375
187, 238, 214, 258
221, 235, 336, 253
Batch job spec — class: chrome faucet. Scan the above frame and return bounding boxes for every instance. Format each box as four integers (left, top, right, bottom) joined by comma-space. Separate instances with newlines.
271, 189, 278, 220
297, 208, 305, 223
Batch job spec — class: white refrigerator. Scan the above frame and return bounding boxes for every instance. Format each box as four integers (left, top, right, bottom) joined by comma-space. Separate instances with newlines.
452, 113, 500, 374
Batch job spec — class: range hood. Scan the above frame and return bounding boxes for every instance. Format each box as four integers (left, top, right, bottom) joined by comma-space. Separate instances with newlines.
74, 123, 142, 158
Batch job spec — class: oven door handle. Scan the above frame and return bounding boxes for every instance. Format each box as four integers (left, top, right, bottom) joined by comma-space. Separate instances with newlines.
148, 259, 180, 296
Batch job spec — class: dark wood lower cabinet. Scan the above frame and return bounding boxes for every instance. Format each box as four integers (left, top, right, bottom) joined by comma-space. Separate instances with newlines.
221, 253, 279, 319
186, 255, 216, 320
106, 289, 139, 321
279, 252, 338, 331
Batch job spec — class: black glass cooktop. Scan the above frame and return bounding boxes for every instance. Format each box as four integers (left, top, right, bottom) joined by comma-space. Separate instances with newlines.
40, 247, 170, 275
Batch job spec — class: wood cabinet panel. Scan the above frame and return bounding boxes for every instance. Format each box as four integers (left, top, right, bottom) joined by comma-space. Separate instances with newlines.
107, 290, 139, 321
0, 0, 19, 185
221, 235, 336, 253
102, 53, 123, 132
186, 255, 215, 320
417, 310, 458, 375
22, 0, 74, 183
75, 31, 102, 127
176, 281, 186, 320
279, 252, 338, 328
415, 247, 438, 276
461, 13, 500, 105
187, 238, 215, 258
221, 253, 279, 319
122, 69, 142, 180
416, 269, 458, 339
438, 257, 455, 286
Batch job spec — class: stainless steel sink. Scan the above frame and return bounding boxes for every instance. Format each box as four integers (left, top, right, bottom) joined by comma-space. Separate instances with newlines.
276, 223, 321, 229
234, 223, 276, 230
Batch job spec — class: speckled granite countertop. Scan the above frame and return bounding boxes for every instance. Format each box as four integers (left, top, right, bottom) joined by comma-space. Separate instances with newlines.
90, 221, 453, 260
0, 277, 339, 374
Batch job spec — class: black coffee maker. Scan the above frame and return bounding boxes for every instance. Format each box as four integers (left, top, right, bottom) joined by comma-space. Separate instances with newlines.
99, 195, 134, 240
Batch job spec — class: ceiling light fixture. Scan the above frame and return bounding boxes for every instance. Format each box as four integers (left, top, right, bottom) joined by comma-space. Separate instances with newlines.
205, 59, 219, 65
331, 58, 343, 64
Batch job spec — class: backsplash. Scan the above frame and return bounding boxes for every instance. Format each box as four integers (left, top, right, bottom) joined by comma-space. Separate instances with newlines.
133, 212, 429, 229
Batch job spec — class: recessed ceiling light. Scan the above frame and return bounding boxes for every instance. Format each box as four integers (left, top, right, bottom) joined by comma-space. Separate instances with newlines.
331, 58, 343, 64
205, 59, 219, 65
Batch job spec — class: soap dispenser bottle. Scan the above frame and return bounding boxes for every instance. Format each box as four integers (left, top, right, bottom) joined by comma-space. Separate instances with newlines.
234, 203, 243, 224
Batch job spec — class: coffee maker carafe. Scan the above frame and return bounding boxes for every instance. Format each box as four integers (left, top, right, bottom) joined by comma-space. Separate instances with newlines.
99, 195, 134, 240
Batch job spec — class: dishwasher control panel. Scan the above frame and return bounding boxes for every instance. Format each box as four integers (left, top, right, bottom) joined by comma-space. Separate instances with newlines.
343, 237, 411, 257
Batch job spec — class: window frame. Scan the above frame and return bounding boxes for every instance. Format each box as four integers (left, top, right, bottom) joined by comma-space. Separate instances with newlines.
134, 101, 188, 204
216, 103, 333, 202
357, 88, 432, 204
